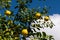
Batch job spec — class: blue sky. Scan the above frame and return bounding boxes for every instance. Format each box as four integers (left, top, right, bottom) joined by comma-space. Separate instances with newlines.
28, 0, 60, 15
10, 0, 60, 15
0, 0, 60, 15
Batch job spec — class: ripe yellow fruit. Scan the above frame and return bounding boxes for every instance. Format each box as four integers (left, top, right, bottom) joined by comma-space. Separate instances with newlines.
35, 12, 41, 18
5, 10, 11, 15
22, 29, 28, 36
44, 16, 49, 21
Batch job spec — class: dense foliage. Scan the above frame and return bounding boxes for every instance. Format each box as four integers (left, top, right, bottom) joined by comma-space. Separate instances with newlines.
0, 0, 54, 40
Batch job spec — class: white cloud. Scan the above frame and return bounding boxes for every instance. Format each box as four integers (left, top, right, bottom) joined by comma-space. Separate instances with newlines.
50, 14, 60, 40
26, 14, 60, 40
40, 14, 60, 40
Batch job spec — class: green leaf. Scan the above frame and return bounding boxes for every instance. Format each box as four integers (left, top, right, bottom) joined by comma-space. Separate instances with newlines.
49, 35, 54, 40
33, 29, 36, 32
37, 28, 40, 30
37, 32, 41, 37
50, 25, 53, 28
42, 32, 46, 38
42, 38, 47, 40
36, 24, 40, 27
46, 24, 49, 27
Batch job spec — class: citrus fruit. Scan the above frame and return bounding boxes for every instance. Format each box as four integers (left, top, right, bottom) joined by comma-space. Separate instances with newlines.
35, 12, 41, 18
44, 16, 49, 21
22, 29, 28, 36
5, 10, 11, 16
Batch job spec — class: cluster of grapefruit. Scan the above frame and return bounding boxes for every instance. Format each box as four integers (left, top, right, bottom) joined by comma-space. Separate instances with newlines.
35, 12, 49, 21
5, 10, 49, 36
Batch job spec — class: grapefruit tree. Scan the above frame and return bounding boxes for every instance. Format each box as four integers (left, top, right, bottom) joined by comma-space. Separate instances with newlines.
0, 0, 54, 40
